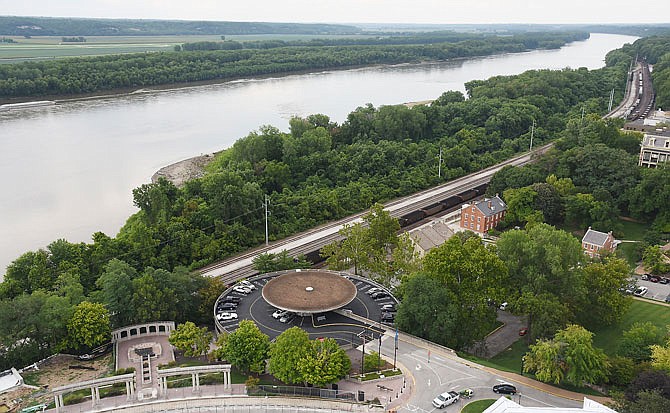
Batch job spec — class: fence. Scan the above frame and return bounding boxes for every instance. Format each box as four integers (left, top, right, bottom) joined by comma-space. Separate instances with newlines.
253, 385, 356, 402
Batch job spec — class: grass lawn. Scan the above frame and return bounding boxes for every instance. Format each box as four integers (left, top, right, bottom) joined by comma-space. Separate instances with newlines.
461, 399, 496, 413
592, 299, 670, 356
617, 219, 647, 241
617, 242, 641, 268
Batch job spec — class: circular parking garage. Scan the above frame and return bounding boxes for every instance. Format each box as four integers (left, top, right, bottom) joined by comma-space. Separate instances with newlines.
262, 269, 358, 316
214, 269, 400, 347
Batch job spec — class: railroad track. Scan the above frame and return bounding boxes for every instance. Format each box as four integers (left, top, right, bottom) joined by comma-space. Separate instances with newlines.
199, 143, 552, 285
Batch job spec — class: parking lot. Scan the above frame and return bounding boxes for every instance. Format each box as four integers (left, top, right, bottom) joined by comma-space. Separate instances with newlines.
632, 274, 670, 302
215, 272, 399, 346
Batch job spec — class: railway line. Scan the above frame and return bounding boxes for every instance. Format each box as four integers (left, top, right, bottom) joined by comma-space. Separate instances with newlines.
198, 143, 552, 284
606, 60, 655, 121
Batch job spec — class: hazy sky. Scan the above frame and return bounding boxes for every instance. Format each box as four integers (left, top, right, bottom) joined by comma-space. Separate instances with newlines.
1, 0, 669, 25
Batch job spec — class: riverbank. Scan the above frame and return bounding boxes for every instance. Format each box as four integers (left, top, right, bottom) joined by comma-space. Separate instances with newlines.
151, 152, 219, 187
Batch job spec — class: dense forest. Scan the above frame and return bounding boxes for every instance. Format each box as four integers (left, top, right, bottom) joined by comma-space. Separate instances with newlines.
0, 36, 633, 369
0, 31, 587, 99
0, 16, 361, 36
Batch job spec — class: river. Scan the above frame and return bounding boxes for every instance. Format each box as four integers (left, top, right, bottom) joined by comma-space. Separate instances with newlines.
0, 33, 638, 275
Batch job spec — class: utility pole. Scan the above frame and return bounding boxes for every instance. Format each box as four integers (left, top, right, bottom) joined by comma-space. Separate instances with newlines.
608, 88, 615, 112
264, 194, 269, 246
361, 331, 366, 375
529, 119, 535, 152
438, 147, 443, 178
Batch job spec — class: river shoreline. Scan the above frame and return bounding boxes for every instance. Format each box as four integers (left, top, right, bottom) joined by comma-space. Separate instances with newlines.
0, 44, 568, 106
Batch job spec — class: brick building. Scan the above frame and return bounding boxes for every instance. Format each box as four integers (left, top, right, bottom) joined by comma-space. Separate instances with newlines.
581, 227, 617, 258
459, 195, 506, 234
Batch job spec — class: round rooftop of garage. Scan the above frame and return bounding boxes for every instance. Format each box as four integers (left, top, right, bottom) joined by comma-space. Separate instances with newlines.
262, 269, 357, 314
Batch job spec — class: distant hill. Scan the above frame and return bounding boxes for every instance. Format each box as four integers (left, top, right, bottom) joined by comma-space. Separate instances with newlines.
0, 16, 362, 36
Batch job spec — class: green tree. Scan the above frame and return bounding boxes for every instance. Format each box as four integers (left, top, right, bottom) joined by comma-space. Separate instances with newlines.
616, 391, 670, 413
169, 321, 213, 357
67, 301, 111, 350
643, 245, 668, 275
268, 327, 312, 384
502, 186, 541, 226
215, 320, 269, 374
252, 250, 310, 273
96, 259, 137, 327
577, 257, 631, 328
524, 324, 608, 386
618, 322, 666, 363
394, 273, 460, 348
322, 222, 370, 275
421, 235, 508, 348
297, 338, 351, 387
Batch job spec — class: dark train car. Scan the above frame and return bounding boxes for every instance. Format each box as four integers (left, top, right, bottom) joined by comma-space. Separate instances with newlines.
439, 195, 461, 210
303, 248, 326, 265
473, 183, 489, 195
457, 189, 478, 203
398, 210, 426, 227
421, 202, 444, 216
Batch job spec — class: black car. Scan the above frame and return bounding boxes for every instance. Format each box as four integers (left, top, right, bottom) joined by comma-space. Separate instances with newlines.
492, 384, 517, 395
217, 302, 237, 311
381, 312, 395, 323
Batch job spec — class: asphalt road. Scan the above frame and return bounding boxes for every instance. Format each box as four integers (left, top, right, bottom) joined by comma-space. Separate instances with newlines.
378, 337, 584, 412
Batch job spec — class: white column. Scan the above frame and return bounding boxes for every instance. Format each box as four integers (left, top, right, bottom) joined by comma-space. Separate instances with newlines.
196, 372, 200, 390
91, 387, 96, 406
54, 394, 60, 413
59, 394, 64, 408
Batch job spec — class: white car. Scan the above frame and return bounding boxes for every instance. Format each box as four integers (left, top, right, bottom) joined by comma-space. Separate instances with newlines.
232, 285, 251, 294
366, 287, 383, 295
279, 313, 295, 323
272, 309, 289, 319
432, 391, 459, 408
216, 312, 238, 321
499, 302, 509, 311
238, 280, 256, 290
634, 286, 648, 297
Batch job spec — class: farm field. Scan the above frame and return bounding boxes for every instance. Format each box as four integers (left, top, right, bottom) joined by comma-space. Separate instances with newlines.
0, 34, 375, 63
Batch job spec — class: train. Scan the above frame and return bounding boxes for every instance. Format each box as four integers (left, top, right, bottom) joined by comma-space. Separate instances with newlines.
300, 183, 489, 265
397, 183, 488, 227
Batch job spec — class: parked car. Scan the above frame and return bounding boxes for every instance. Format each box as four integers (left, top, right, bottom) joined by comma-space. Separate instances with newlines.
519, 328, 528, 336
279, 313, 295, 323
272, 309, 289, 319
217, 302, 237, 311
492, 384, 517, 395
232, 285, 251, 294
222, 295, 241, 303
665, 294, 670, 303
238, 280, 257, 290
499, 302, 509, 311
216, 312, 238, 321
366, 287, 383, 295
371, 291, 389, 299
432, 391, 459, 408
649, 276, 660, 283
661, 277, 670, 285
634, 286, 648, 297
641, 274, 650, 281
381, 304, 396, 312
381, 312, 395, 323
